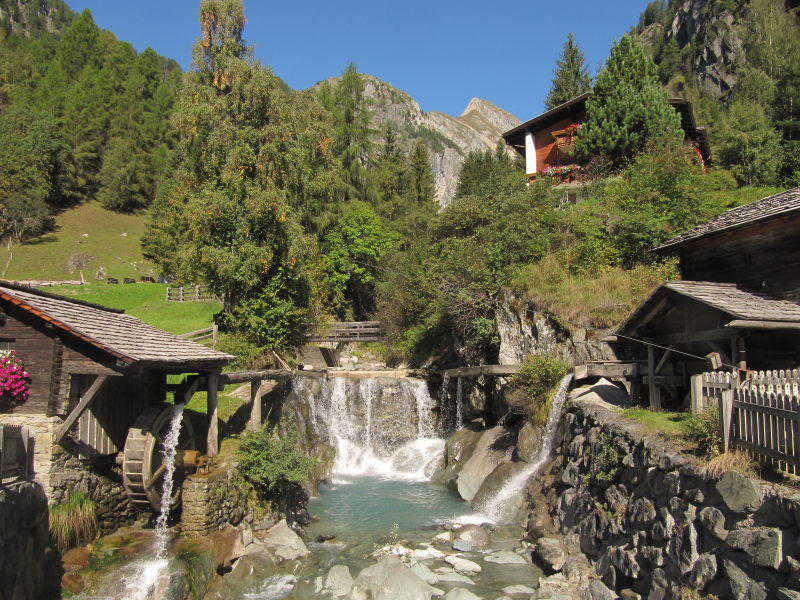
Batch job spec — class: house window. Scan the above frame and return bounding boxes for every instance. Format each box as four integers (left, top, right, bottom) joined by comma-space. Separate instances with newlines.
0, 339, 14, 355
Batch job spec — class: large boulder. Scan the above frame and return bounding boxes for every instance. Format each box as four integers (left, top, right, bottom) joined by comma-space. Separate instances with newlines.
349, 556, 442, 600
470, 461, 526, 510
315, 564, 354, 597
455, 427, 515, 502
255, 519, 311, 562
432, 428, 483, 489
452, 525, 492, 552
716, 471, 762, 514
516, 422, 544, 463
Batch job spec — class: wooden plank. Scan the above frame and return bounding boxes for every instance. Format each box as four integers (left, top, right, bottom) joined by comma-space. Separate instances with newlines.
220, 370, 293, 384
55, 375, 109, 444
655, 345, 673, 375
249, 380, 263, 432
648, 345, 660, 409
206, 371, 219, 457
725, 320, 800, 330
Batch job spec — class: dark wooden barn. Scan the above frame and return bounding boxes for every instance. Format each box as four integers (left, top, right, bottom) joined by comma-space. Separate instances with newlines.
616, 187, 800, 407
0, 282, 232, 459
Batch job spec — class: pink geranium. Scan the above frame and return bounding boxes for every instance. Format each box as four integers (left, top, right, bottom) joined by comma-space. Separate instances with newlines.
0, 351, 30, 410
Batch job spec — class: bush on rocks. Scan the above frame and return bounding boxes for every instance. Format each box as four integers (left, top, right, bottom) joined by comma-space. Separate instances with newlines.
237, 425, 318, 496
507, 354, 569, 426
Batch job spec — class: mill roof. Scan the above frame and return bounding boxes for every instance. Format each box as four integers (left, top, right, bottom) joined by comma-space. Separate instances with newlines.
618, 280, 800, 336
0, 282, 233, 368
656, 186, 800, 252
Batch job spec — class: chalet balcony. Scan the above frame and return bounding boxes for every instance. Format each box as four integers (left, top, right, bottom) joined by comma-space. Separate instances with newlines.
526, 164, 583, 186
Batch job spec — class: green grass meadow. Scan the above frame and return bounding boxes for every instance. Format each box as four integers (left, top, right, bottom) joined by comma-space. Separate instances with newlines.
1, 202, 156, 282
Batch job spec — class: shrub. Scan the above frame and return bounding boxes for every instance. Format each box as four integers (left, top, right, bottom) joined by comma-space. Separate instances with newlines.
683, 406, 722, 457
507, 354, 570, 426
236, 425, 317, 495
49, 490, 98, 553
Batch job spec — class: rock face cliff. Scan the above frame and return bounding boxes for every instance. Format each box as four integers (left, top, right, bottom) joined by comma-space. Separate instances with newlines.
0, 0, 73, 36
316, 75, 521, 208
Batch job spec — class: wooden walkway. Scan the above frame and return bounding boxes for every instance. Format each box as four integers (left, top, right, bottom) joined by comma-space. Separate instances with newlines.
304, 321, 386, 343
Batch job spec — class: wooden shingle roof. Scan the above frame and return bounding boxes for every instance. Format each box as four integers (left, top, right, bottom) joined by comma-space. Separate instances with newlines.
0, 283, 233, 368
656, 187, 800, 252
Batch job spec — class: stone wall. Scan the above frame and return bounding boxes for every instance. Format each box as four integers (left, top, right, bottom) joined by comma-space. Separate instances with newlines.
182, 468, 250, 537
0, 413, 60, 494
525, 391, 800, 599
48, 446, 138, 533
0, 481, 50, 600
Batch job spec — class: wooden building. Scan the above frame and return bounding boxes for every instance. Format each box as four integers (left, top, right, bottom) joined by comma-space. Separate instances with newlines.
502, 94, 711, 186
617, 187, 800, 407
0, 282, 232, 459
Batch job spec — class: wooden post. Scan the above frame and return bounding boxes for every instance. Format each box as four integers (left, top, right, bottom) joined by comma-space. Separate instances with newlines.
690, 374, 703, 413
206, 371, 219, 457
647, 345, 661, 409
737, 337, 747, 371
55, 375, 110, 444
719, 386, 734, 453
249, 379, 263, 431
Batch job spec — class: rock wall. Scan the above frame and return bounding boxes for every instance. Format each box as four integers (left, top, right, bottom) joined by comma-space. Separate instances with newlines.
495, 293, 616, 366
182, 468, 250, 538
525, 391, 800, 599
0, 481, 49, 600
0, 413, 61, 495
48, 446, 137, 534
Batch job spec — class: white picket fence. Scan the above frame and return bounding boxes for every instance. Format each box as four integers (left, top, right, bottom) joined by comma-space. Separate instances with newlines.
693, 370, 800, 474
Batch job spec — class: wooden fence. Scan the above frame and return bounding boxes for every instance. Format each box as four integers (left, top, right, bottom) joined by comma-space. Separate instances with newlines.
0, 424, 32, 481
694, 370, 800, 474
178, 324, 218, 345
166, 285, 216, 302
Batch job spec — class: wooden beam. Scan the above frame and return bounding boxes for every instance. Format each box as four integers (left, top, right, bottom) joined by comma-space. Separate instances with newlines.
655, 345, 674, 375
219, 370, 293, 384
725, 320, 800, 330
55, 375, 109, 444
707, 341, 731, 369
248, 380, 263, 432
646, 327, 739, 346
647, 346, 660, 409
206, 371, 219, 457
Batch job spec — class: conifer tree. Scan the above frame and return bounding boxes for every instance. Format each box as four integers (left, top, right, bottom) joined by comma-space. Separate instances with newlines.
406, 140, 434, 206
573, 35, 681, 167
544, 33, 592, 110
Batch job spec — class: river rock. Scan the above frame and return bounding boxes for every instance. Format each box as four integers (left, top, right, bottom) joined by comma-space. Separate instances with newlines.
502, 584, 536, 595
716, 471, 762, 513
349, 556, 442, 600
256, 519, 310, 561
484, 550, 527, 564
534, 537, 567, 572
444, 588, 483, 600
452, 525, 491, 551
445, 555, 482, 574
409, 561, 439, 585
435, 572, 475, 586
433, 531, 453, 543
455, 427, 515, 502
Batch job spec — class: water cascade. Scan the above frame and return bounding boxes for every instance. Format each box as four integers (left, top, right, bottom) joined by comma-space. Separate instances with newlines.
470, 372, 573, 524
455, 376, 464, 430
121, 403, 186, 600
294, 375, 443, 481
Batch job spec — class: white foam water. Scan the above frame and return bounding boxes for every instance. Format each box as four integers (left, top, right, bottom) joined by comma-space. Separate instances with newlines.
455, 376, 464, 430
462, 373, 574, 525
294, 375, 444, 482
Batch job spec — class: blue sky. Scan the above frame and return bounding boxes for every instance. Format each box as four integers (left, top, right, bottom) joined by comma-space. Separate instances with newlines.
67, 1, 651, 120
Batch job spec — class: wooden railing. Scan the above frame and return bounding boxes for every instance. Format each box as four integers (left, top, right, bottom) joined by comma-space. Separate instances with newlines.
304, 321, 386, 343
178, 324, 218, 345
0, 424, 31, 481
166, 285, 216, 302
695, 370, 800, 474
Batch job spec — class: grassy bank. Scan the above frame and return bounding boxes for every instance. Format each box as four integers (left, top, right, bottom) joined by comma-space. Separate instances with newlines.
1, 202, 156, 282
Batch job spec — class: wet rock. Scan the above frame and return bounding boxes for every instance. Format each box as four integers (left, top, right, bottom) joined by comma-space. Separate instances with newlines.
483, 550, 527, 564
315, 564, 353, 597
435, 572, 475, 586
777, 588, 800, 600
432, 429, 482, 488
502, 584, 536, 595
698, 506, 728, 540
452, 525, 491, 552
409, 560, 439, 585
716, 471, 762, 514
444, 588, 482, 600
256, 519, 310, 562
445, 555, 481, 574
61, 572, 85, 595
433, 531, 453, 543
727, 527, 782, 569
516, 422, 544, 462
456, 427, 515, 502
350, 556, 441, 600
61, 547, 90, 572
534, 537, 567, 572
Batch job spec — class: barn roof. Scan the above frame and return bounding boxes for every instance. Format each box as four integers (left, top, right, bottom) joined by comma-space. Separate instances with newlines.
0, 282, 233, 368
618, 280, 800, 336
656, 186, 800, 252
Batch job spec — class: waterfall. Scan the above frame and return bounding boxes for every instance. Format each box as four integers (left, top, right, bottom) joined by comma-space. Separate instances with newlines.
455, 376, 464, 430
438, 374, 451, 431
294, 375, 443, 481
122, 403, 185, 600
470, 373, 573, 524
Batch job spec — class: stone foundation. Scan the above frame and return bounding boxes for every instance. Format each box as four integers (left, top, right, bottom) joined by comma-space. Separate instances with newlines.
0, 413, 61, 494
525, 391, 800, 599
182, 468, 250, 537
0, 481, 50, 600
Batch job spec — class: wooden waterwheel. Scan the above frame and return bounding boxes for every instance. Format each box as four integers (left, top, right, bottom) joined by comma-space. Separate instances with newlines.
122, 404, 197, 513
